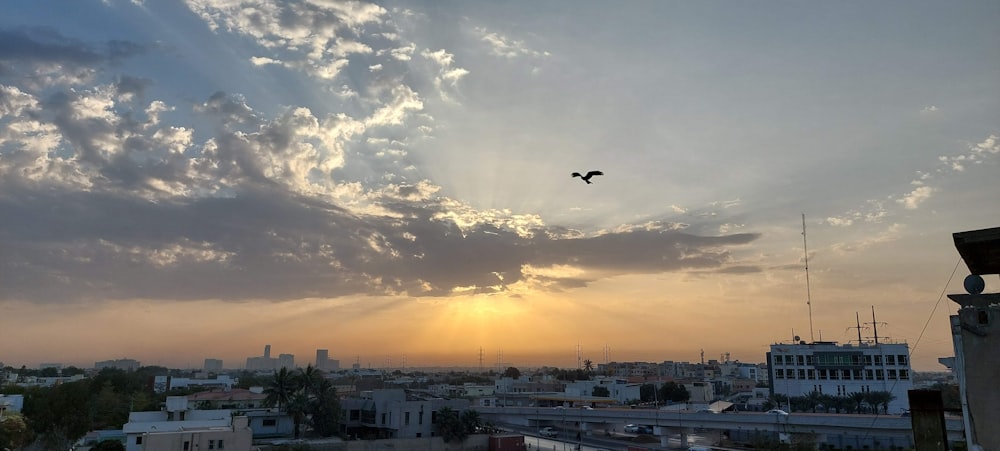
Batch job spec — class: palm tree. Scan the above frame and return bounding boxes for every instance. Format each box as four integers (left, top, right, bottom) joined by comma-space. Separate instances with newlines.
264, 367, 297, 411
848, 392, 867, 414
286, 390, 310, 439
297, 364, 323, 397
583, 359, 594, 373
309, 379, 341, 437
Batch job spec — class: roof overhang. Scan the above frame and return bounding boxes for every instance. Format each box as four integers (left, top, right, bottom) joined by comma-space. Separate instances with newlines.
953, 227, 1000, 275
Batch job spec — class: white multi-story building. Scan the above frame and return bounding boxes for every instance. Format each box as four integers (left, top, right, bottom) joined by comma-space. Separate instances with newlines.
768, 341, 912, 414
122, 397, 253, 451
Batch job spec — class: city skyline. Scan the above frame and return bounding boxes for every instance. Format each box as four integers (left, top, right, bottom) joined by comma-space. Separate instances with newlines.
1, 1, 998, 372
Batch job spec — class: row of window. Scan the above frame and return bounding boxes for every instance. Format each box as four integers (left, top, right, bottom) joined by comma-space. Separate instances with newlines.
811, 384, 882, 396
774, 368, 909, 381
773, 354, 908, 366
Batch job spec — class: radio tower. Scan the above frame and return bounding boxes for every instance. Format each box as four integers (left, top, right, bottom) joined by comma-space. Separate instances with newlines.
802, 213, 815, 343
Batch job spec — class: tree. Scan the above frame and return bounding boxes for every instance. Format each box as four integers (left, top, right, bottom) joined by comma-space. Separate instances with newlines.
583, 359, 594, 373
639, 383, 656, 403
308, 379, 340, 437
592, 386, 610, 397
264, 367, 297, 411
848, 391, 868, 414
0, 413, 34, 450
434, 407, 466, 443
658, 382, 690, 403
286, 390, 309, 439
502, 367, 521, 379
459, 409, 482, 435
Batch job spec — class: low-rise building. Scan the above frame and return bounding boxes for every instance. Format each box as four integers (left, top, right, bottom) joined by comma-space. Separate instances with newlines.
122, 397, 253, 451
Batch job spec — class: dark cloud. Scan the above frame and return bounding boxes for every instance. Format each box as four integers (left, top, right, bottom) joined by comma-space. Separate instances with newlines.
0, 169, 761, 303
0, 27, 150, 78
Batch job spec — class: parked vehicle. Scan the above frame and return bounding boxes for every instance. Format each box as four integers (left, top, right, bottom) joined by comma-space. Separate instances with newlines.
623, 424, 639, 433
767, 409, 790, 416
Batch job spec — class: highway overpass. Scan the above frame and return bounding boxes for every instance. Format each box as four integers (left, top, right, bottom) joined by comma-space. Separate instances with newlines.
474, 406, 965, 449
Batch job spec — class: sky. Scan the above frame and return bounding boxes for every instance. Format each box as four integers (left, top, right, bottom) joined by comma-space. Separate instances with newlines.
0, 1, 998, 372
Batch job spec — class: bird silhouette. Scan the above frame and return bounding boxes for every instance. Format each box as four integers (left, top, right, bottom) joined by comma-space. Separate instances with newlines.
571, 170, 603, 184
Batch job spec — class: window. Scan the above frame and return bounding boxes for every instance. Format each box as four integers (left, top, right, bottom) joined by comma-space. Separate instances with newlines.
864, 355, 873, 366
898, 355, 908, 365
806, 369, 815, 379
774, 355, 783, 365
184, 441, 190, 451
350, 410, 360, 420
774, 369, 784, 379
798, 369, 805, 379
219, 440, 225, 449
806, 355, 816, 366
263, 419, 277, 426
888, 369, 897, 380
405, 411, 411, 426
900, 369, 909, 380
876, 369, 884, 380
818, 369, 827, 379
209, 440, 215, 450
874, 355, 882, 365
865, 369, 874, 380
830, 370, 840, 380
797, 355, 805, 365
136, 437, 143, 445
886, 355, 896, 365
381, 413, 387, 425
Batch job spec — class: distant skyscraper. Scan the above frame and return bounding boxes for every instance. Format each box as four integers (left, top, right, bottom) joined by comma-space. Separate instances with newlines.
264, 344, 271, 359
316, 349, 329, 370
278, 354, 294, 370
204, 359, 223, 372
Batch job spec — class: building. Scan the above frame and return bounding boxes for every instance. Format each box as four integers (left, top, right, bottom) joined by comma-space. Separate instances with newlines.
152, 375, 236, 393
768, 340, 913, 414
122, 397, 253, 451
204, 359, 223, 372
96, 359, 141, 371
315, 349, 340, 372
340, 389, 470, 439
245, 345, 294, 371
947, 226, 1000, 450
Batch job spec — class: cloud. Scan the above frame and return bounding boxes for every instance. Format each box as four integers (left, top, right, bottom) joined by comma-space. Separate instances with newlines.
897, 185, 933, 209
475, 27, 550, 59
920, 105, 938, 113
1, 75, 762, 304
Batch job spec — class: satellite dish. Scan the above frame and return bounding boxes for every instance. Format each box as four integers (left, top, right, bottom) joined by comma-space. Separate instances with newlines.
794, 336, 801, 342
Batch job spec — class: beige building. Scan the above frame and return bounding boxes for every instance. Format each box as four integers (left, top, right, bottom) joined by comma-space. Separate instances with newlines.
123, 397, 253, 451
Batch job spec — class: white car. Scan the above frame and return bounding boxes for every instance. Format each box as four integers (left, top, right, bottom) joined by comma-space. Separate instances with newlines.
766, 409, 790, 416
623, 424, 639, 433
539, 427, 558, 437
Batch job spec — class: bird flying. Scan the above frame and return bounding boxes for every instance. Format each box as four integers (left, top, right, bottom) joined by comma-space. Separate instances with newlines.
571, 170, 604, 184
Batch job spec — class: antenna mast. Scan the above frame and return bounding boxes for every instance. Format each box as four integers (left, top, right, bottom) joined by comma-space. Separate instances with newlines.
802, 213, 815, 343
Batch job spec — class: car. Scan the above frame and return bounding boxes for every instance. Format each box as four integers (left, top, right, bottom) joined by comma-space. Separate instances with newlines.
766, 409, 790, 416
697, 408, 718, 414
579, 406, 593, 410
623, 424, 639, 433
637, 425, 654, 434
539, 427, 558, 437
553, 405, 566, 409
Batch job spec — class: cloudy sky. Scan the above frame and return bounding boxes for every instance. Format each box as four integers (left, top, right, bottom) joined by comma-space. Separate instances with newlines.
1, 0, 997, 372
